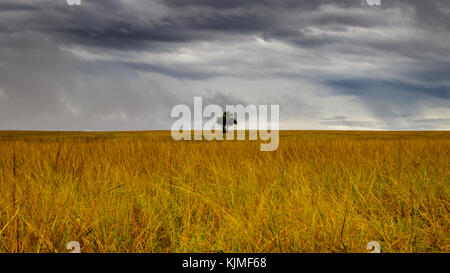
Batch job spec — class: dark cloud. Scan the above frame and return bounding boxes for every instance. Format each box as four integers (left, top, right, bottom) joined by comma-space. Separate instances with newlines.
395, 0, 450, 31
0, 0, 449, 130
82, 60, 218, 80
0, 2, 39, 12
326, 79, 450, 99
160, 0, 358, 10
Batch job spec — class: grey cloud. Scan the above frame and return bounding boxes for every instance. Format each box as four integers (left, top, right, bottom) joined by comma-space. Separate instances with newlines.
160, 0, 358, 10
0, 0, 449, 130
0, 2, 38, 12
412, 119, 450, 130
81, 60, 218, 81
320, 116, 379, 128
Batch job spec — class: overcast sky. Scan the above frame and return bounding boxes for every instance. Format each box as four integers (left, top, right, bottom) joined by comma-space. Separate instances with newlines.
0, 0, 449, 130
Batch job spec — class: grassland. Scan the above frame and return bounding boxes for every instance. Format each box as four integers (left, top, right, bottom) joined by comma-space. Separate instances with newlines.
0, 130, 448, 253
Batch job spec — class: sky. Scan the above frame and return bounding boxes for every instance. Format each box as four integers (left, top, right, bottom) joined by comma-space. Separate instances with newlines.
0, 0, 449, 130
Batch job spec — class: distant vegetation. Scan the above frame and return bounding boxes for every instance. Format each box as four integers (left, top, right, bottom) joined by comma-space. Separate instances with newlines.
0, 130, 448, 252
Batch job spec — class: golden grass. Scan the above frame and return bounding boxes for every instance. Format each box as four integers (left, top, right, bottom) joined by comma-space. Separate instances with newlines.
0, 130, 448, 253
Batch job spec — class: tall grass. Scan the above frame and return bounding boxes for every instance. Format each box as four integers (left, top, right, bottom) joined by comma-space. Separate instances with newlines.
0, 130, 448, 253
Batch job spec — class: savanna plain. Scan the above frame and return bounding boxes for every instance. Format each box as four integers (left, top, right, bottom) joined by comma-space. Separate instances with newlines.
0, 130, 448, 253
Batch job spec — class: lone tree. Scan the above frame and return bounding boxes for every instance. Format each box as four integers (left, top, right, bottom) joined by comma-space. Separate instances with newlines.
217, 111, 237, 133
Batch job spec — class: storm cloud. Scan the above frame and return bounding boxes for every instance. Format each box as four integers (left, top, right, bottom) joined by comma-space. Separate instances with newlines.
0, 0, 449, 130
